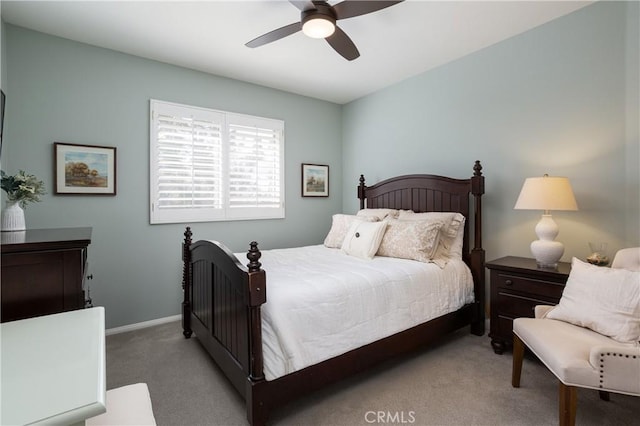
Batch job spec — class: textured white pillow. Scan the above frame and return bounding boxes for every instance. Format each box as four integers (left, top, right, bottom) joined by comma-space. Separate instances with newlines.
324, 214, 377, 248
341, 221, 388, 260
356, 208, 399, 221
546, 257, 640, 343
376, 219, 445, 265
397, 211, 466, 263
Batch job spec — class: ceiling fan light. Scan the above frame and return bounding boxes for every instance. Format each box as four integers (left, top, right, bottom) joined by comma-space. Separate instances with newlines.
302, 16, 335, 39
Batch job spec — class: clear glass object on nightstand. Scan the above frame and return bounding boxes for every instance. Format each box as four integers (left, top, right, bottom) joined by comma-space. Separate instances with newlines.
587, 242, 610, 266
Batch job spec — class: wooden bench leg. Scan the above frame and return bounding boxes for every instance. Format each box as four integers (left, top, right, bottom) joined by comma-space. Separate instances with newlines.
599, 390, 610, 401
512, 333, 525, 387
559, 382, 577, 426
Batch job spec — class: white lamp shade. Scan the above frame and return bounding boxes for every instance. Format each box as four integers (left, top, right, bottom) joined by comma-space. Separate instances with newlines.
514, 176, 578, 211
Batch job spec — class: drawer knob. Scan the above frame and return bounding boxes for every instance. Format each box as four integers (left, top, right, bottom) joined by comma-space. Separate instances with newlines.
505, 279, 513, 286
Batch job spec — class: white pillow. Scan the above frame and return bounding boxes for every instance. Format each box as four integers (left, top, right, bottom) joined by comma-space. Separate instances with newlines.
546, 257, 640, 343
376, 219, 445, 265
324, 214, 377, 248
397, 211, 466, 262
356, 208, 399, 221
341, 221, 388, 260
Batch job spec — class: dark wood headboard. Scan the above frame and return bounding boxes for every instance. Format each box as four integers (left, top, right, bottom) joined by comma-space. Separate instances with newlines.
357, 160, 483, 259
357, 160, 485, 328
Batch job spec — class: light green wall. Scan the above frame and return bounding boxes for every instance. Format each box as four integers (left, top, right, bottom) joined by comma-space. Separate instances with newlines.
343, 2, 639, 266
1, 11, 5, 90
625, 1, 640, 247
3, 2, 638, 329
3, 25, 343, 328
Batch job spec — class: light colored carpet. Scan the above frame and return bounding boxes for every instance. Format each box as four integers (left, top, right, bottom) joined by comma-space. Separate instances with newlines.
105, 321, 639, 425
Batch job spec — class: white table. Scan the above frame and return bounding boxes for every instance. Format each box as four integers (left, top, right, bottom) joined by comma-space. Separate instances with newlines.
1, 307, 106, 425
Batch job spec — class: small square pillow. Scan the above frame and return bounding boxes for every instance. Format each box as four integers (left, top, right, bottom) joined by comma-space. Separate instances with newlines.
341, 221, 388, 260
376, 219, 445, 264
546, 257, 640, 343
324, 214, 378, 248
356, 208, 399, 221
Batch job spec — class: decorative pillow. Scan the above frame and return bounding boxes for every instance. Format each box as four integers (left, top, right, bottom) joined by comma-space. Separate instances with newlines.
546, 257, 640, 343
376, 219, 445, 264
341, 221, 388, 260
356, 208, 399, 221
397, 211, 466, 263
324, 214, 378, 248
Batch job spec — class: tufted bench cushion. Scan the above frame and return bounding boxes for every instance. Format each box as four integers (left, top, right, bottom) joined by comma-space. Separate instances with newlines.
86, 383, 156, 425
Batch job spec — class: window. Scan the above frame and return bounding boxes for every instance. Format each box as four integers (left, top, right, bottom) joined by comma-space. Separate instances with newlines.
150, 100, 284, 224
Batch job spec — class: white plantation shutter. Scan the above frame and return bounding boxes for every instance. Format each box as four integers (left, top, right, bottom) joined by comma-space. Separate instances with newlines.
150, 100, 284, 224
155, 111, 223, 209
227, 116, 283, 218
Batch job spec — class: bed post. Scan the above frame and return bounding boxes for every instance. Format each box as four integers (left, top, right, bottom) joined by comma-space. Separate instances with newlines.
470, 161, 486, 336
246, 241, 266, 381
246, 241, 268, 426
182, 226, 193, 338
358, 175, 366, 210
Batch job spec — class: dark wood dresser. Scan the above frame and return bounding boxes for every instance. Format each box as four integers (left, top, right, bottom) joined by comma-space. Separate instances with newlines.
1, 227, 92, 322
487, 256, 571, 354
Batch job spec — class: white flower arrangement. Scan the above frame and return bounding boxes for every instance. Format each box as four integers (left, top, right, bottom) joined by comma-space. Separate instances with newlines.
1, 170, 46, 208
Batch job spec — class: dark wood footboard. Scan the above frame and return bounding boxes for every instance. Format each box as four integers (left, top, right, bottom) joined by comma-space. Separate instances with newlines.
182, 160, 485, 425
182, 231, 266, 397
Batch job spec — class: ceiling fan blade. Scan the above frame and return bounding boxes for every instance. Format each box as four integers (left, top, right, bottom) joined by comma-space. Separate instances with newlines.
289, 0, 315, 11
246, 22, 302, 48
333, 0, 404, 20
326, 26, 359, 61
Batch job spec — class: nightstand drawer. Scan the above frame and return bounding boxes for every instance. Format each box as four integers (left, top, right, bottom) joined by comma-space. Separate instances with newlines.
493, 272, 565, 301
496, 290, 552, 318
495, 315, 517, 343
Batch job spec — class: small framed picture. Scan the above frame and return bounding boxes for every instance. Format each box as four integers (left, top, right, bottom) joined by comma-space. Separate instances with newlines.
301, 163, 329, 197
54, 142, 117, 195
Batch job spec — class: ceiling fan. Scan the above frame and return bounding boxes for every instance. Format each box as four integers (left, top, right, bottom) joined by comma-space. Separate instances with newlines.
245, 0, 404, 61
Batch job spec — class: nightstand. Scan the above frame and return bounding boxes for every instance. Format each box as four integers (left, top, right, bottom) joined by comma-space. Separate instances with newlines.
486, 256, 571, 354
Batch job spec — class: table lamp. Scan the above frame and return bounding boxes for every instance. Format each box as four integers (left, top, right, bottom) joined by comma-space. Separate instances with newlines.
514, 174, 578, 268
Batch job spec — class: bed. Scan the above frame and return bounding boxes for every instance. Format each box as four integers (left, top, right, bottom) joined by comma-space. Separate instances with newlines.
181, 160, 485, 425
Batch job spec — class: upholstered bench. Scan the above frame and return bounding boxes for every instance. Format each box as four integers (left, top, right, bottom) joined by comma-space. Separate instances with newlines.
514, 306, 640, 395
86, 383, 156, 425
512, 250, 640, 426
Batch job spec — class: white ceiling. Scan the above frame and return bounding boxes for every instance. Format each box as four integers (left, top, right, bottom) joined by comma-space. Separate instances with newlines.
1, 0, 592, 104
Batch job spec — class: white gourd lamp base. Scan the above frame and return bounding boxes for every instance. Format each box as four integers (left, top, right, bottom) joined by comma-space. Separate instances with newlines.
530, 213, 564, 268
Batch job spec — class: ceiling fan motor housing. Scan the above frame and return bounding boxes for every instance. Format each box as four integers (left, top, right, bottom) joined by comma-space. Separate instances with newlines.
302, 4, 337, 38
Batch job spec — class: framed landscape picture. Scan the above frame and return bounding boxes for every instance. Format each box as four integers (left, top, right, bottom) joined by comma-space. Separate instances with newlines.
54, 142, 117, 195
301, 163, 329, 197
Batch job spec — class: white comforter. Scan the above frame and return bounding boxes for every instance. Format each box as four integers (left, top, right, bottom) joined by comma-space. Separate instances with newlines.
244, 245, 474, 381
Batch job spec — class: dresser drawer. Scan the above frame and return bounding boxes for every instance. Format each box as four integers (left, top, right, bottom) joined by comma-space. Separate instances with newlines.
492, 272, 565, 302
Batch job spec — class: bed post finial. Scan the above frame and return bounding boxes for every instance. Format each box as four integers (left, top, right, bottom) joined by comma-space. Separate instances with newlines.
358, 175, 366, 210
183, 226, 192, 250
473, 160, 482, 177
182, 226, 193, 338
247, 241, 262, 272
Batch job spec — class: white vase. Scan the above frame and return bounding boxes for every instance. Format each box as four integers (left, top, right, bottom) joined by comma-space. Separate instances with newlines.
2, 200, 26, 232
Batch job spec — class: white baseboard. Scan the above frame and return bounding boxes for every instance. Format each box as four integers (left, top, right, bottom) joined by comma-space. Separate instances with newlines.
106, 315, 181, 336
